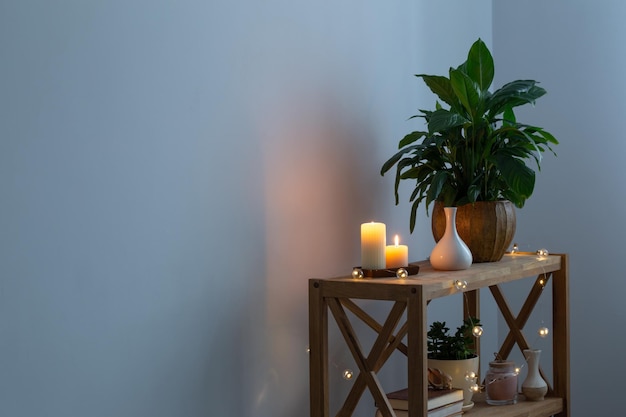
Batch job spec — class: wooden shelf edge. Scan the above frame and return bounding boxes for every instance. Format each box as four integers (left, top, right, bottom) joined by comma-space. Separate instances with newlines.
466, 393, 563, 416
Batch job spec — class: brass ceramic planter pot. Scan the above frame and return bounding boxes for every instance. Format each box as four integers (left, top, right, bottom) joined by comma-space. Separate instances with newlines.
432, 200, 516, 263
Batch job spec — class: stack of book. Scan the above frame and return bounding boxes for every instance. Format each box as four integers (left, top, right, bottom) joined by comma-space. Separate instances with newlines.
375, 387, 464, 417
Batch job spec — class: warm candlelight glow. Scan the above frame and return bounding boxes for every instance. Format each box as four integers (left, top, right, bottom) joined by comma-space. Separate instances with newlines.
386, 234, 408, 268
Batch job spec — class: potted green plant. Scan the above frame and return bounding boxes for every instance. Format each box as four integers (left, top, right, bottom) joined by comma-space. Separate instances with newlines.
380, 38, 558, 262
427, 317, 481, 409
428, 317, 480, 360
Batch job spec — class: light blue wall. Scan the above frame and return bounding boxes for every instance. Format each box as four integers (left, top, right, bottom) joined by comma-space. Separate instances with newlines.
0, 1, 492, 417
493, 1, 626, 414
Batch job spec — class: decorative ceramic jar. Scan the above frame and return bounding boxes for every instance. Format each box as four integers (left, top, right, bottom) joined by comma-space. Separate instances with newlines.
485, 360, 518, 405
430, 207, 472, 270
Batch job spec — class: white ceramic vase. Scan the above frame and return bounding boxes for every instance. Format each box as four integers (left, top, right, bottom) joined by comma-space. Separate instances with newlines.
522, 349, 548, 401
430, 207, 472, 270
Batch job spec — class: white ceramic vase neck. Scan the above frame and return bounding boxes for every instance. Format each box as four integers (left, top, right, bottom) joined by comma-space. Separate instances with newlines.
430, 207, 472, 270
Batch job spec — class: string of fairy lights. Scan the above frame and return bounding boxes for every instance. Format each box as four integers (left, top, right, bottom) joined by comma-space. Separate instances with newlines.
313, 247, 553, 390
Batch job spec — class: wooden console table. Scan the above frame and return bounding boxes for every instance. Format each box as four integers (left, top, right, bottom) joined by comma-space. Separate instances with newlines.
309, 253, 569, 417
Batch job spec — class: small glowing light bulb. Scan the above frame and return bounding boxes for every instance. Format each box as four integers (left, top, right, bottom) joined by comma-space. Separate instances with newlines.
536, 248, 549, 257
514, 367, 521, 375
472, 326, 484, 337
352, 268, 364, 279
454, 280, 468, 290
538, 277, 546, 287
342, 369, 354, 380
396, 268, 408, 279
511, 243, 519, 253
305, 346, 311, 354
470, 383, 480, 392
465, 371, 476, 381
538, 327, 550, 338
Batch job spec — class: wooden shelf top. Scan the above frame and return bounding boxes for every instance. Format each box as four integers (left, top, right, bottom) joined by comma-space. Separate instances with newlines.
312, 253, 562, 301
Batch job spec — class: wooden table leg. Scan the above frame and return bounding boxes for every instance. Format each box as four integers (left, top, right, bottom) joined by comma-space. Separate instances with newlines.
309, 280, 328, 417
552, 254, 570, 417
407, 286, 428, 417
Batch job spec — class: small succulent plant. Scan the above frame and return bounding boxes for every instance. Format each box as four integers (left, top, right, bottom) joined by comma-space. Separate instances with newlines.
427, 317, 481, 360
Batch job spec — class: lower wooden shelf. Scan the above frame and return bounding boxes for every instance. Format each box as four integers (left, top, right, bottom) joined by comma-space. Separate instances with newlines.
466, 393, 563, 416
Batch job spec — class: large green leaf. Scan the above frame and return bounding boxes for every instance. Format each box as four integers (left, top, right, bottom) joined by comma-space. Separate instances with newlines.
381, 145, 415, 175
487, 81, 546, 116
400, 165, 425, 180
450, 69, 481, 119
427, 108, 468, 134
536, 128, 559, 146
416, 74, 458, 109
495, 155, 535, 199
398, 131, 428, 148
465, 38, 494, 91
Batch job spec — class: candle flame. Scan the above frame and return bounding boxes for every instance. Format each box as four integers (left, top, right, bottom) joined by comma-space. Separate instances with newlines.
394, 235, 399, 246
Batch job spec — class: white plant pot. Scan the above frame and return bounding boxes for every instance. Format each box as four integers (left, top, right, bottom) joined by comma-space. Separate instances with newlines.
428, 356, 479, 410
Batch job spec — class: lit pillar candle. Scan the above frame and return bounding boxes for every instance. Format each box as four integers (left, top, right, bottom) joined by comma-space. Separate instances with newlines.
386, 235, 409, 268
361, 222, 386, 270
